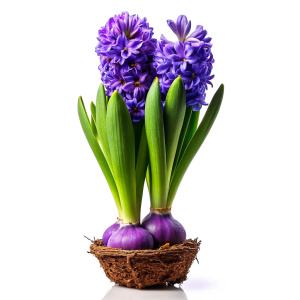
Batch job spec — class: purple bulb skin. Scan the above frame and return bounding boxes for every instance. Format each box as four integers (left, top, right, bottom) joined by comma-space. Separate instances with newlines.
107, 224, 154, 250
141, 211, 186, 246
102, 220, 121, 246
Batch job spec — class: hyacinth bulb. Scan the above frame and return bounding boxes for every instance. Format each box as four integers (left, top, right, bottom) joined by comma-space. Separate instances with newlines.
107, 223, 154, 250
102, 219, 122, 246
141, 211, 186, 246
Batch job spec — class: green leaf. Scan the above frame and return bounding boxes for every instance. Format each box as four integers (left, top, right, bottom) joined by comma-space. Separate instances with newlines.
90, 101, 96, 122
96, 84, 110, 164
135, 126, 149, 212
90, 101, 98, 141
106, 91, 137, 223
167, 84, 224, 206
164, 76, 186, 184
133, 121, 144, 164
171, 105, 193, 179
77, 97, 121, 215
146, 165, 151, 193
145, 78, 168, 208
179, 109, 200, 162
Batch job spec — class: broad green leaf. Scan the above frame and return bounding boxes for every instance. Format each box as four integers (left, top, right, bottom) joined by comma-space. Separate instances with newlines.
164, 76, 186, 184
167, 84, 224, 206
135, 126, 149, 212
145, 78, 168, 208
171, 105, 193, 178
179, 109, 200, 162
96, 84, 110, 164
77, 97, 121, 215
106, 91, 137, 223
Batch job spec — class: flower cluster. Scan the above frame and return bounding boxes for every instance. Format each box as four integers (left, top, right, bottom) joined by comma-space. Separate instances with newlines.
96, 12, 157, 122
153, 15, 214, 110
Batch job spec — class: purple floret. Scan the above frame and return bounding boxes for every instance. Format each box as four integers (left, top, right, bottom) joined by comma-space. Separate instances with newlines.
96, 12, 157, 123
153, 15, 214, 109
125, 96, 146, 123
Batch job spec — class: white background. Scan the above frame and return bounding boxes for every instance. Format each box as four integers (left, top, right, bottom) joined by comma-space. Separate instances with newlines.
1, 0, 300, 299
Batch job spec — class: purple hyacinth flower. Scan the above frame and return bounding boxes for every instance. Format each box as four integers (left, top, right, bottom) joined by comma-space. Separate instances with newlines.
125, 96, 145, 123
165, 15, 211, 47
123, 55, 148, 73
116, 12, 141, 38
153, 15, 214, 110
167, 15, 191, 42
159, 73, 174, 97
107, 33, 143, 65
186, 85, 208, 108
107, 71, 127, 95
180, 63, 207, 90
123, 72, 151, 99
96, 12, 157, 123
169, 41, 198, 70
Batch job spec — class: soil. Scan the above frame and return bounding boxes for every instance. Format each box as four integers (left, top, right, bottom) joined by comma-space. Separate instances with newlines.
89, 238, 201, 289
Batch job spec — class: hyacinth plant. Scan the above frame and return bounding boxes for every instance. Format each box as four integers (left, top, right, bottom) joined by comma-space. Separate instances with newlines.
141, 15, 221, 246
78, 12, 224, 250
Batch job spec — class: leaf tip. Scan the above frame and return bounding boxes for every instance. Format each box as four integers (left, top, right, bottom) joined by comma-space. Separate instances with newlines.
218, 84, 225, 96
111, 90, 118, 97
78, 96, 83, 106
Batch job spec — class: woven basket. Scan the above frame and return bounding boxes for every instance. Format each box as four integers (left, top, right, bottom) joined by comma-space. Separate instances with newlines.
89, 238, 200, 289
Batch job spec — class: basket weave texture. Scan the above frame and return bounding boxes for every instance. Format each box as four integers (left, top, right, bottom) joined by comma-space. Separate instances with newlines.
89, 238, 201, 289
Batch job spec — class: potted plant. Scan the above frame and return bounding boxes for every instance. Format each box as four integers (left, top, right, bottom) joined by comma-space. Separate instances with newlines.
78, 12, 224, 288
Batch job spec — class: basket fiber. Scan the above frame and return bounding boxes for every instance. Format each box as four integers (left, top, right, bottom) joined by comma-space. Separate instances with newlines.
89, 238, 201, 289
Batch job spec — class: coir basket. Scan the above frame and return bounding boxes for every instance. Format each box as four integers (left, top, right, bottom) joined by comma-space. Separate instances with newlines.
89, 238, 201, 289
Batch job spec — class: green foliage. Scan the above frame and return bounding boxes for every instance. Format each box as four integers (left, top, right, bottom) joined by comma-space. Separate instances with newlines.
106, 91, 138, 222
96, 84, 111, 164
171, 105, 193, 178
77, 96, 121, 216
145, 78, 168, 208
78, 80, 224, 217
90, 101, 99, 141
164, 76, 186, 184
135, 127, 149, 211
133, 121, 144, 164
178, 109, 200, 163
167, 84, 224, 206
